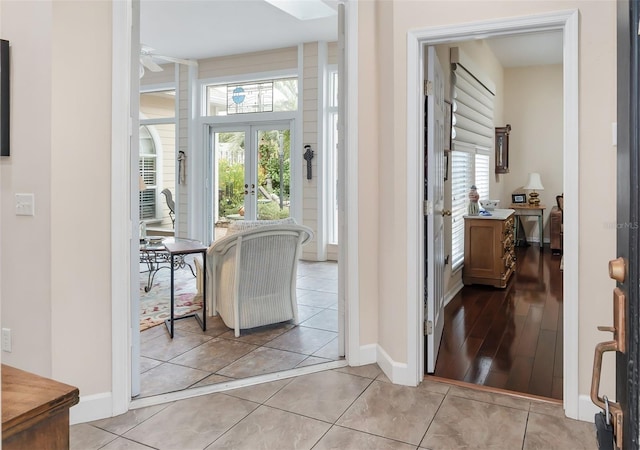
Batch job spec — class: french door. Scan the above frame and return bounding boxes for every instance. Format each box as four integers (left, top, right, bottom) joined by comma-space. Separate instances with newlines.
209, 122, 292, 240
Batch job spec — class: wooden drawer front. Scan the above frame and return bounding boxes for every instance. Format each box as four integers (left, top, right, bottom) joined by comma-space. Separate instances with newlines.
502, 236, 513, 254
503, 251, 515, 272
503, 216, 514, 233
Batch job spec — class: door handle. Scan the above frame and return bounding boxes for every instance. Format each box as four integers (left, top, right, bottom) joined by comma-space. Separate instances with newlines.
591, 338, 623, 449
590, 285, 627, 449
441, 209, 451, 217
609, 257, 625, 283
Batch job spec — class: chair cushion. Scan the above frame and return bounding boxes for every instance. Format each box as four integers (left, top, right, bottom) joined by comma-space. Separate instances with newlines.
228, 217, 296, 234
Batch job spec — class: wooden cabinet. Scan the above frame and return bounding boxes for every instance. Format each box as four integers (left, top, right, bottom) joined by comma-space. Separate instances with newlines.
463, 210, 515, 288
2, 364, 79, 450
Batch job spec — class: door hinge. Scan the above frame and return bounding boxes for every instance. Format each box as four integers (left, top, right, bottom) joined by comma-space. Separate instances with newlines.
423, 200, 433, 216
425, 320, 433, 335
424, 80, 433, 96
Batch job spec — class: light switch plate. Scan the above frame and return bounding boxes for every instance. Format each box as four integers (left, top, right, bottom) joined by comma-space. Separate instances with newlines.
15, 193, 35, 216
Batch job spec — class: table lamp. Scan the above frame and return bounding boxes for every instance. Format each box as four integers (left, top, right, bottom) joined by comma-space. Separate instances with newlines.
524, 172, 544, 206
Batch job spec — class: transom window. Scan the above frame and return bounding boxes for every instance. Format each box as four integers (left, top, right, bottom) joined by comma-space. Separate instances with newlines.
206, 77, 298, 116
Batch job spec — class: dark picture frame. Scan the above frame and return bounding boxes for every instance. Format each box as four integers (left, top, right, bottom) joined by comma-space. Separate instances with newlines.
495, 124, 511, 174
512, 193, 527, 204
444, 100, 453, 151
444, 151, 449, 181
0, 39, 9, 157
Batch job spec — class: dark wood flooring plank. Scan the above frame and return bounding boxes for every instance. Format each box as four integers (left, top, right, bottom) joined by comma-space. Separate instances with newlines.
540, 295, 560, 332
529, 329, 557, 397
505, 355, 534, 393
552, 376, 563, 399
516, 305, 544, 358
431, 247, 563, 400
554, 312, 564, 379
484, 370, 509, 391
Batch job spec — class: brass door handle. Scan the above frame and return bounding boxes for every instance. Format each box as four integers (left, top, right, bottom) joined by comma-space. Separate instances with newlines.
609, 257, 626, 282
591, 339, 623, 448
441, 209, 451, 216
590, 286, 627, 449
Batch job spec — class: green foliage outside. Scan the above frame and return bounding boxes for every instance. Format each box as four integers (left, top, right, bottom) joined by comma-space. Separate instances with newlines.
218, 129, 291, 219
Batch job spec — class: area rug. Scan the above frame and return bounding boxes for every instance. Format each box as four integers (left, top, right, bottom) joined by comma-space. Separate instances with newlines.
139, 261, 203, 331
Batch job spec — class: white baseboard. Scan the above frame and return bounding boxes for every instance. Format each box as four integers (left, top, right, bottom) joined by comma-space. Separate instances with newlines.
376, 345, 413, 386
444, 278, 464, 308
577, 394, 599, 423
356, 343, 377, 366
70, 392, 113, 425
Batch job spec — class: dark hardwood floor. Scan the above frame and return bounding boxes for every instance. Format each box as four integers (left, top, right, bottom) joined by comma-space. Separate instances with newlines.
433, 245, 564, 400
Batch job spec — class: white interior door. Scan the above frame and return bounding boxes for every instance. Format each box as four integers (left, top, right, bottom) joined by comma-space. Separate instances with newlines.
426, 46, 446, 373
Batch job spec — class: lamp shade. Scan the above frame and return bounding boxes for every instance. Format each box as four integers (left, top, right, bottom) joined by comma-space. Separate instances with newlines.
524, 172, 544, 190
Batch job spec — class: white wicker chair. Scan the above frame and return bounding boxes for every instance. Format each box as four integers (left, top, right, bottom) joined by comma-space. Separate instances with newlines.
196, 223, 313, 337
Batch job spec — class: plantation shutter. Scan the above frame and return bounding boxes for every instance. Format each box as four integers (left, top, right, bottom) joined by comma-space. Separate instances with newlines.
474, 152, 490, 201
450, 48, 495, 270
139, 125, 158, 220
451, 150, 473, 270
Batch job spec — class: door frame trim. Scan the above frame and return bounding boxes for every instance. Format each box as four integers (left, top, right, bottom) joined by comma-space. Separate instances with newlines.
406, 9, 580, 418
108, 0, 360, 420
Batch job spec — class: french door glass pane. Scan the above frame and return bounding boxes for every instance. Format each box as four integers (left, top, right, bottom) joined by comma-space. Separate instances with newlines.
256, 129, 290, 220
215, 131, 246, 221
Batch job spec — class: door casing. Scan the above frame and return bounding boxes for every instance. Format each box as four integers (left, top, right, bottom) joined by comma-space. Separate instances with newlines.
407, 10, 580, 418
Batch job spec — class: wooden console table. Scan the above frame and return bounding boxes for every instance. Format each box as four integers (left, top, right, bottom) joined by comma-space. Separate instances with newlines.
510, 204, 545, 249
2, 364, 79, 450
463, 209, 516, 288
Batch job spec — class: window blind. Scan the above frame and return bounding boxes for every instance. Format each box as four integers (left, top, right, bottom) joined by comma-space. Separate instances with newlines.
450, 48, 495, 271
451, 68, 494, 148
474, 152, 490, 201
451, 150, 473, 270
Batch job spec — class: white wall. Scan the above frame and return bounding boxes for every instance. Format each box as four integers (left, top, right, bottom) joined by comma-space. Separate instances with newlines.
359, 0, 616, 403
1, 1, 113, 396
1, 0, 54, 376
503, 64, 563, 243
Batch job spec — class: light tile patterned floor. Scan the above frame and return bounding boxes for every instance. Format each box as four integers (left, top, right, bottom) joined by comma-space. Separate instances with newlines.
138, 260, 340, 398
72, 365, 597, 450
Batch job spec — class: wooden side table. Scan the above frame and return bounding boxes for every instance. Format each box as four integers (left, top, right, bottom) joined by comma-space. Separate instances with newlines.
510, 204, 545, 249
2, 364, 79, 450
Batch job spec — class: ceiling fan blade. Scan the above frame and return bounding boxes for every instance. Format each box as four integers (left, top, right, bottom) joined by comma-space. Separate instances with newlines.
153, 54, 198, 67
140, 55, 163, 72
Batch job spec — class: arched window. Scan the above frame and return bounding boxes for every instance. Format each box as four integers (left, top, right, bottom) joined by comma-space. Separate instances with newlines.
139, 125, 158, 220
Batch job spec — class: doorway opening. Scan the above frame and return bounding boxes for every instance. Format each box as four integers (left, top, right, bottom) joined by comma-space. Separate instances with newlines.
409, 10, 579, 418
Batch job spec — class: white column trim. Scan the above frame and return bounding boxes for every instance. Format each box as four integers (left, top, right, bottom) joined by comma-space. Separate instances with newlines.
316, 41, 328, 261
188, 63, 205, 242
111, 0, 133, 416
406, 9, 580, 418
562, 9, 580, 420
341, 0, 360, 365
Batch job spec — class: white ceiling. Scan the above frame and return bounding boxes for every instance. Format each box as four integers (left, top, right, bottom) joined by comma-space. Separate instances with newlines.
140, 1, 563, 67
485, 31, 563, 67
140, 0, 338, 61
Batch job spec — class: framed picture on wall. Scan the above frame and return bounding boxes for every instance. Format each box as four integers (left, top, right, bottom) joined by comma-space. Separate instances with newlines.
444, 151, 449, 181
512, 193, 527, 204
444, 100, 453, 151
